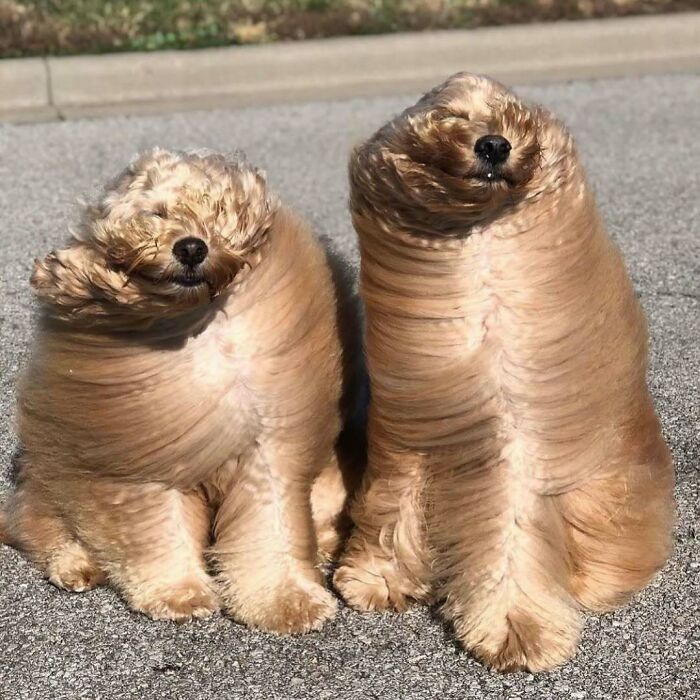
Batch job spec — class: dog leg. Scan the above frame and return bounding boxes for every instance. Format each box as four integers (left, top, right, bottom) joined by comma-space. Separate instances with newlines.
333, 443, 431, 612
212, 447, 337, 635
311, 452, 352, 563
2, 483, 104, 592
560, 435, 674, 612
431, 448, 583, 673
65, 481, 218, 621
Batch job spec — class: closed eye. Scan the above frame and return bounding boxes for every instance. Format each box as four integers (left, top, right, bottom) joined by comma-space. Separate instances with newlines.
151, 203, 168, 218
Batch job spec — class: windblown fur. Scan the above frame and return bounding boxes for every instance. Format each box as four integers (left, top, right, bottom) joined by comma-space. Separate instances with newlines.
334, 73, 675, 671
2, 148, 362, 632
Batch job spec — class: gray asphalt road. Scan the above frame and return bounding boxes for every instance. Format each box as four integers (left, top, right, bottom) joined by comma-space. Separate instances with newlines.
0, 74, 698, 700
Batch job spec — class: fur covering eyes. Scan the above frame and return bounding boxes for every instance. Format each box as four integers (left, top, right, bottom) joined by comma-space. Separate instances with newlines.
335, 73, 674, 673
2, 148, 364, 633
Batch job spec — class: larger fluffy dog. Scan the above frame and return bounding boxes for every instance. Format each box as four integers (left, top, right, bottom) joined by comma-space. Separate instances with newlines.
1, 148, 358, 633
334, 74, 675, 671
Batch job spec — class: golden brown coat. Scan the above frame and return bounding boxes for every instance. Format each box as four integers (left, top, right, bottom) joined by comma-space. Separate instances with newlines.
2, 149, 357, 633
334, 74, 674, 671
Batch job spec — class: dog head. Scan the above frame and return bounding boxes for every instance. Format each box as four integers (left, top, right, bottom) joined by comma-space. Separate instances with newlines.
32, 149, 278, 328
350, 73, 578, 238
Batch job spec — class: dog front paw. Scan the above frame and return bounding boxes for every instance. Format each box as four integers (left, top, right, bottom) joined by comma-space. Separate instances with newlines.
225, 578, 337, 634
47, 542, 105, 593
334, 557, 419, 613
457, 618, 580, 673
130, 577, 220, 622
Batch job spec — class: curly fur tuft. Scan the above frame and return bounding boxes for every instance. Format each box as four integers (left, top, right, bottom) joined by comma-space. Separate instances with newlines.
32, 148, 279, 328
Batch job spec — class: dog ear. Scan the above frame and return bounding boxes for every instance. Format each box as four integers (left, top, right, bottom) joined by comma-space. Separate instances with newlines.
31, 245, 108, 316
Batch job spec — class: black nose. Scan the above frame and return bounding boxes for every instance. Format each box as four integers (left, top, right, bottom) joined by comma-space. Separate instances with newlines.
172, 237, 208, 267
474, 135, 512, 165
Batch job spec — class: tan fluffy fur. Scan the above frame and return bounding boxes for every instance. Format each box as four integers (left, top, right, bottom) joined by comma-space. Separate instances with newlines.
2, 148, 360, 633
334, 74, 675, 671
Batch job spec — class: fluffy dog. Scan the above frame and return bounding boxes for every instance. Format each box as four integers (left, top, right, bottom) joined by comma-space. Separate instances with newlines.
334, 73, 675, 671
1, 148, 360, 633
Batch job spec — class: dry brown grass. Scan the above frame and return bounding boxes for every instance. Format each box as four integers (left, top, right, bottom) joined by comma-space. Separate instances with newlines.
0, 1, 695, 58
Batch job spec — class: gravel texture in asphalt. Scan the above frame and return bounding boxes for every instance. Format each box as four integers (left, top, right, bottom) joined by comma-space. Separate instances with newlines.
0, 74, 698, 699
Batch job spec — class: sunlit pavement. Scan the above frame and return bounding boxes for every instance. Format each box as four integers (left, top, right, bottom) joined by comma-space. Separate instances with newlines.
0, 74, 697, 699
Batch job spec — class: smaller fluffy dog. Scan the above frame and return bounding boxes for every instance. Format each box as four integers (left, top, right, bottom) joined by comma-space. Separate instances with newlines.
335, 73, 675, 671
1, 148, 357, 633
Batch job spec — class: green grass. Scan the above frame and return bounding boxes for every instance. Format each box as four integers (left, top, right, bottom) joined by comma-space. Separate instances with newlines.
0, 1, 694, 58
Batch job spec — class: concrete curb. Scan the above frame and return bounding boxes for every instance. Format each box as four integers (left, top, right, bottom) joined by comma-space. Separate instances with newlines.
0, 58, 58, 122
1, 12, 699, 123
